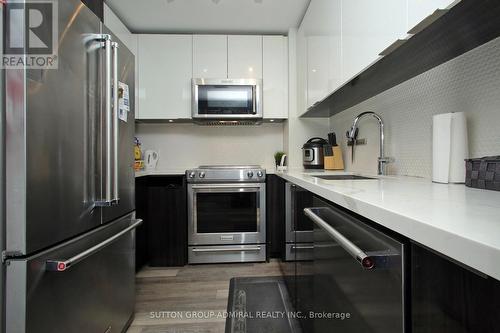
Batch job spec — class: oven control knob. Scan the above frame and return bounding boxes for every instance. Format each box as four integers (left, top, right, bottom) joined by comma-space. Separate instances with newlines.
247, 171, 254, 178
199, 172, 206, 178
257, 171, 263, 178
188, 171, 196, 178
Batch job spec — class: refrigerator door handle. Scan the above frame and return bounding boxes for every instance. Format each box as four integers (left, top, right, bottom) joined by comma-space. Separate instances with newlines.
112, 41, 120, 204
46, 219, 142, 272
304, 208, 375, 270
96, 34, 116, 206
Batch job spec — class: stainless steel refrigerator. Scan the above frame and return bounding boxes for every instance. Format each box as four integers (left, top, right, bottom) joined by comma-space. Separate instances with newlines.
1, 0, 139, 332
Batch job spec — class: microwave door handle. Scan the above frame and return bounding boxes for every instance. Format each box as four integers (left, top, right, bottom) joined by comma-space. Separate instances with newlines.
112, 42, 120, 203
304, 208, 375, 270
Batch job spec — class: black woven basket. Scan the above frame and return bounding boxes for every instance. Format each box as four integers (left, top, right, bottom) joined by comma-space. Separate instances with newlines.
465, 156, 500, 191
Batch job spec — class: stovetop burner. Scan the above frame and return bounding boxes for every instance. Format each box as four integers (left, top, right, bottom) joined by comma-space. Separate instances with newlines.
186, 165, 266, 183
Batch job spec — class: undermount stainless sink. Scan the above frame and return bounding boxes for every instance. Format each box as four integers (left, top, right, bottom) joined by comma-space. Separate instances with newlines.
313, 175, 376, 180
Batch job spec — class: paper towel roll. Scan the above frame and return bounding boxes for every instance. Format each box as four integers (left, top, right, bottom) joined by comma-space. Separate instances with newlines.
432, 112, 469, 183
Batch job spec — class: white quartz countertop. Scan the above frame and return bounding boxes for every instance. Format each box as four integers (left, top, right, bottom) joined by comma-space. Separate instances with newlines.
275, 170, 500, 281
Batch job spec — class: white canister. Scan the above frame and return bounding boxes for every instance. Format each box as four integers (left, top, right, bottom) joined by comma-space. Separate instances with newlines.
432, 112, 469, 183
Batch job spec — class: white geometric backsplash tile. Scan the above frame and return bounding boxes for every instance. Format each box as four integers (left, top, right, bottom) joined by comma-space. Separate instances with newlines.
330, 37, 500, 178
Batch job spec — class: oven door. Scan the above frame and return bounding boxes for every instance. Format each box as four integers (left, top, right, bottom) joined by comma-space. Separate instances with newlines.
188, 183, 266, 245
192, 79, 262, 119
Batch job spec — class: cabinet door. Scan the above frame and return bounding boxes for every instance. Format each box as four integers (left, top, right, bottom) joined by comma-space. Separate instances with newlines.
263, 36, 288, 119
341, 0, 406, 82
193, 35, 228, 78
300, 0, 342, 108
411, 243, 500, 333
228, 35, 263, 79
407, 0, 456, 31
266, 175, 286, 259
147, 177, 187, 267
296, 26, 308, 117
135, 178, 148, 271
137, 35, 192, 119
306, 36, 330, 108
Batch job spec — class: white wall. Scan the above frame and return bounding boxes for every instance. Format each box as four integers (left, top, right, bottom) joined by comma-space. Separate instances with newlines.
136, 123, 284, 170
330, 37, 500, 178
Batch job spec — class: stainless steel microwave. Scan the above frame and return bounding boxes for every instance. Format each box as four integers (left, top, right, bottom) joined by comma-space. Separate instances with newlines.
192, 78, 263, 120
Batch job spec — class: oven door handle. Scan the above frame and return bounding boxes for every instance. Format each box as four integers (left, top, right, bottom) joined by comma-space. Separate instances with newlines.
190, 184, 262, 193
192, 246, 261, 253
190, 184, 262, 189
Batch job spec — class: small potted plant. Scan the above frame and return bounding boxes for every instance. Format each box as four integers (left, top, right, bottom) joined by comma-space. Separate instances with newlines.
274, 151, 287, 171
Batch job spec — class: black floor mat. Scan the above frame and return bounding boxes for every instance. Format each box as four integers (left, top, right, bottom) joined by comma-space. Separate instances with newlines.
225, 276, 302, 333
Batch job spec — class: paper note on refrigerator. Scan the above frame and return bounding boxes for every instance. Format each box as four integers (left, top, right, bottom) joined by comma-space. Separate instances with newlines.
118, 81, 130, 122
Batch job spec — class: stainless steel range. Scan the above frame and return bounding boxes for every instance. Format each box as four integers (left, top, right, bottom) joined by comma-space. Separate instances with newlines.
186, 165, 266, 264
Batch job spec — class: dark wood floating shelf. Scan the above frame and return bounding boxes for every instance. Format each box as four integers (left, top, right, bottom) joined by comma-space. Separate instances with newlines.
301, 0, 500, 118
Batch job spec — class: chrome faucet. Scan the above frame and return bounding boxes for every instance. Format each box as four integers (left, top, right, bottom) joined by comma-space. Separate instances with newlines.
346, 111, 392, 176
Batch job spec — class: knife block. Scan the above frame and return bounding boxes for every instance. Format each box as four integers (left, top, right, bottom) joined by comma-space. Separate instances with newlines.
324, 146, 344, 170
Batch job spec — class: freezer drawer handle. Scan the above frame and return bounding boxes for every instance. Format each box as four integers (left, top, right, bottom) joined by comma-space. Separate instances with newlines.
192, 247, 261, 253
46, 219, 142, 272
304, 208, 375, 270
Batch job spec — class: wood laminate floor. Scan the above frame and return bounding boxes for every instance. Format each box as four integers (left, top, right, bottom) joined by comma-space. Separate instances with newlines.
127, 260, 283, 333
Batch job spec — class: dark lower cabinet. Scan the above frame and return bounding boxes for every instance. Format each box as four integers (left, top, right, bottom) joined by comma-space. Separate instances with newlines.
266, 174, 286, 259
135, 176, 188, 269
411, 243, 500, 333
81, 0, 104, 21
135, 177, 149, 271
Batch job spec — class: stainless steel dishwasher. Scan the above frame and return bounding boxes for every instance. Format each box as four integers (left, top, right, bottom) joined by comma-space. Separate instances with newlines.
304, 196, 406, 333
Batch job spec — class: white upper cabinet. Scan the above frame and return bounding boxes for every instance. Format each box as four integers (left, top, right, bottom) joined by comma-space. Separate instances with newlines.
341, 0, 407, 82
296, 26, 308, 117
263, 36, 288, 119
228, 35, 263, 79
193, 35, 228, 78
137, 35, 193, 119
306, 37, 330, 108
300, 0, 342, 110
407, 0, 457, 31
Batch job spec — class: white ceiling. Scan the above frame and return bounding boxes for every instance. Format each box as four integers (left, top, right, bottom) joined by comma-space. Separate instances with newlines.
105, 0, 311, 34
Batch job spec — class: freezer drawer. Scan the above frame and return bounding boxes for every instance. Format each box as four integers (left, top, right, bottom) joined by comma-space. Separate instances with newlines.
6, 213, 141, 333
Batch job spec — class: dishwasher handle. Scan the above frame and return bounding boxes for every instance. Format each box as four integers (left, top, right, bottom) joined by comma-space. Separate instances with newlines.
304, 208, 375, 270
46, 219, 143, 272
